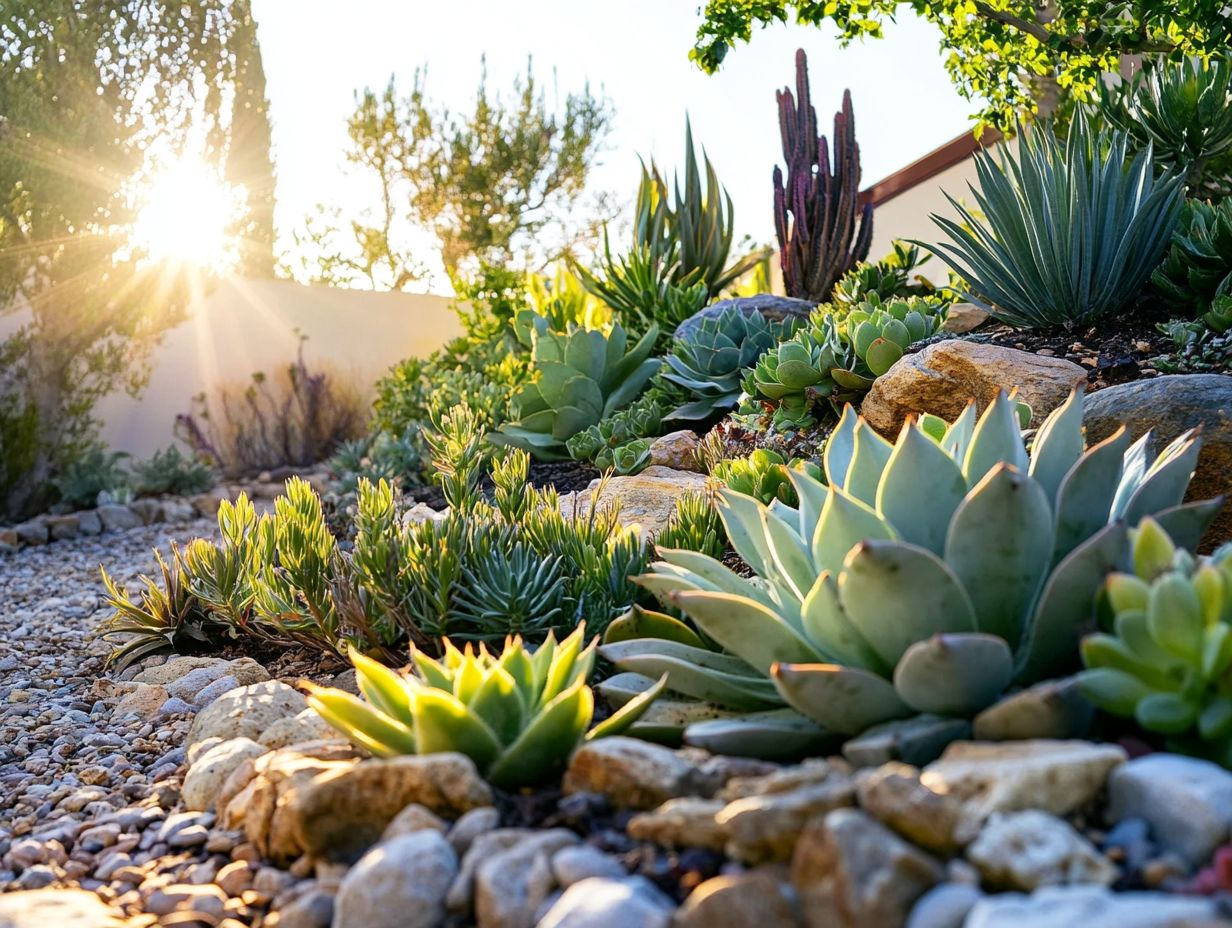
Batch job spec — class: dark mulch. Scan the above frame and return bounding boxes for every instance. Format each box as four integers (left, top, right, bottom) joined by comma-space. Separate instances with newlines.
957, 307, 1177, 390
402, 458, 600, 510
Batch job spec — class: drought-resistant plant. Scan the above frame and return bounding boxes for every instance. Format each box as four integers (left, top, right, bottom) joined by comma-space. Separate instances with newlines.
603, 391, 1220, 759
302, 625, 666, 788
577, 236, 710, 340
1096, 56, 1232, 200
566, 394, 663, 473
53, 448, 131, 509
1153, 199, 1232, 319
711, 449, 796, 507
1079, 519, 1232, 766
743, 295, 949, 429
492, 315, 661, 460
929, 114, 1185, 329
774, 50, 873, 303
131, 446, 215, 497
1152, 317, 1232, 375
654, 491, 727, 560
663, 307, 801, 423
830, 242, 931, 309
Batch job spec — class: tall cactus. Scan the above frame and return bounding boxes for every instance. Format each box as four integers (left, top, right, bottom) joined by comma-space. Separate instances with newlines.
774, 49, 873, 302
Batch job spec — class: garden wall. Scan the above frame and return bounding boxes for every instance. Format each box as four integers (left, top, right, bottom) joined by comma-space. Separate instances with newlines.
94, 278, 462, 457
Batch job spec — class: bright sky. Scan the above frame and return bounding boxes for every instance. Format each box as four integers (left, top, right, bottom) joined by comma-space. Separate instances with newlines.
250, 0, 977, 293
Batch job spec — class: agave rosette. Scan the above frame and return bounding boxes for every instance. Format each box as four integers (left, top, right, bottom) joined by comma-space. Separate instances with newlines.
304, 624, 665, 789
602, 391, 1219, 758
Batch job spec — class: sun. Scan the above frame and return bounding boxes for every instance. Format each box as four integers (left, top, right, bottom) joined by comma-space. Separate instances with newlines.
130, 158, 244, 275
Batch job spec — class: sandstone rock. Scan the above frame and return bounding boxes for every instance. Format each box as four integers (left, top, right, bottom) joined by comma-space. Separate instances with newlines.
257, 708, 337, 749
96, 503, 141, 531
648, 431, 703, 472
792, 808, 944, 928
137, 655, 269, 689
189, 489, 228, 518
550, 845, 627, 887
112, 683, 170, 720
556, 468, 709, 540
906, 883, 984, 928
188, 680, 308, 748
674, 295, 816, 341
921, 740, 1125, 836
971, 677, 1095, 742
45, 514, 79, 541
217, 741, 358, 836
288, 754, 492, 862
381, 803, 448, 842
673, 868, 801, 928
963, 886, 1229, 927
0, 527, 17, 549
717, 759, 841, 801
537, 876, 675, 928
76, 509, 102, 535
473, 829, 578, 928
855, 762, 963, 854
719, 777, 856, 863
128, 497, 164, 524
13, 519, 48, 546
967, 811, 1116, 891
1106, 753, 1232, 866
1083, 374, 1232, 549
403, 502, 449, 527
627, 798, 727, 851
859, 341, 1086, 437
564, 737, 704, 810
0, 889, 125, 927
941, 303, 989, 334
183, 737, 268, 812
333, 830, 457, 928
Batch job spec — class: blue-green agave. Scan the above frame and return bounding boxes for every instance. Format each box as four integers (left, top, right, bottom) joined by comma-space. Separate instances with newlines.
601, 391, 1220, 760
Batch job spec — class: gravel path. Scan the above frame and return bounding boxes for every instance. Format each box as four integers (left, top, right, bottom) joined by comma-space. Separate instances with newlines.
0, 521, 313, 925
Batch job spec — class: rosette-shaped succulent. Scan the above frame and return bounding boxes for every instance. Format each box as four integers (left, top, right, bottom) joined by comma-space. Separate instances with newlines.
1079, 519, 1232, 766
663, 308, 800, 422
303, 624, 665, 789
601, 391, 1220, 760
493, 315, 661, 460
1153, 199, 1232, 318
831, 294, 949, 382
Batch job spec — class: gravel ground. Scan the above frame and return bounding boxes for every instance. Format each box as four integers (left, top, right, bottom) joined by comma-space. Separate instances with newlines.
0, 521, 317, 925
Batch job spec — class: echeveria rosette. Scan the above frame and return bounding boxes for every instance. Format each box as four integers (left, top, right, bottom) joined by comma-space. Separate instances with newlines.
303, 624, 665, 789
601, 390, 1220, 759
1079, 519, 1232, 767
492, 315, 661, 461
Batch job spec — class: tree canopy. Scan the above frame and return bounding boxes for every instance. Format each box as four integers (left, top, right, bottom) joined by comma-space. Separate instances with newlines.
689, 0, 1232, 128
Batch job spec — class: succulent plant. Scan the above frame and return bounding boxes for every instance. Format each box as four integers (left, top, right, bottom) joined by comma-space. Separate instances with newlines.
663, 307, 800, 422
711, 449, 797, 507
602, 391, 1221, 759
743, 295, 948, 428
929, 113, 1184, 329
566, 395, 663, 467
1079, 519, 1232, 766
1152, 199, 1232, 319
775, 50, 873, 302
493, 315, 661, 460
654, 491, 727, 560
302, 625, 666, 788
830, 242, 929, 309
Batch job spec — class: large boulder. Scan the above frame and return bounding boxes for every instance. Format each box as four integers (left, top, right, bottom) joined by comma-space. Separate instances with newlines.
859, 341, 1087, 437
555, 467, 708, 540
1082, 374, 1232, 549
674, 295, 816, 341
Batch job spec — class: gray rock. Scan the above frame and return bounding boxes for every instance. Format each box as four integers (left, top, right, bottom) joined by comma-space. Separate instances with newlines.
193, 674, 240, 708
674, 295, 816, 341
963, 886, 1230, 928
381, 803, 448, 842
1083, 373, 1232, 550
537, 876, 675, 928
13, 520, 48, 546
550, 845, 626, 887
96, 503, 141, 531
75, 509, 102, 535
1107, 753, 1232, 866
333, 830, 457, 928
256, 707, 337, 749
473, 829, 578, 928
162, 498, 197, 523
128, 498, 164, 524
564, 737, 704, 810
906, 883, 984, 928
45, 514, 79, 541
447, 806, 501, 856
966, 811, 1117, 890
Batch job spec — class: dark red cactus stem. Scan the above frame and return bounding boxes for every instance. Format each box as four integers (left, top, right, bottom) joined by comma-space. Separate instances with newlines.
773, 49, 873, 302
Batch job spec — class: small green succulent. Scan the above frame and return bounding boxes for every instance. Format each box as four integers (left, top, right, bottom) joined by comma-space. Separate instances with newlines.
655, 491, 726, 559
302, 625, 666, 788
1079, 520, 1232, 766
711, 449, 798, 507
602, 391, 1220, 761
663, 307, 801, 422
1153, 199, 1232, 319
830, 242, 929, 309
493, 315, 661, 461
566, 395, 663, 469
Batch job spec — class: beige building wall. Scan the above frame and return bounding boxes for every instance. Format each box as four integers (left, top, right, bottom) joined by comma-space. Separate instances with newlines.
94, 278, 463, 457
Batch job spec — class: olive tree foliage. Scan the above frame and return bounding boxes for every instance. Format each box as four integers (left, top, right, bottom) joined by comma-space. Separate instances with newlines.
0, 1, 250, 518
689, 0, 1232, 129
288, 59, 614, 290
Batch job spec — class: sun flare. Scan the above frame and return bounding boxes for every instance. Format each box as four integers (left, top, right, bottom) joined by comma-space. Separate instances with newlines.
130, 158, 243, 275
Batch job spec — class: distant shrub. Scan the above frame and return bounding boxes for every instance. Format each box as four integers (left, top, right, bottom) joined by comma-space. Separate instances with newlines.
52, 448, 131, 509
132, 445, 215, 497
